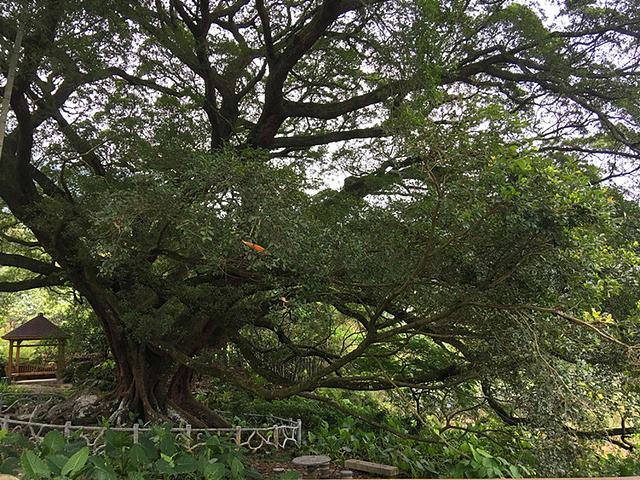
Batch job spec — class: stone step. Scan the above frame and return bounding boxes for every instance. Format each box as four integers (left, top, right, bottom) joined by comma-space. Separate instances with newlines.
344, 459, 399, 477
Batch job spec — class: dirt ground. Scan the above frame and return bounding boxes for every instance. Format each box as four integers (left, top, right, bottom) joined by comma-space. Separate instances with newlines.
247, 450, 369, 480
247, 458, 365, 480
10, 378, 73, 394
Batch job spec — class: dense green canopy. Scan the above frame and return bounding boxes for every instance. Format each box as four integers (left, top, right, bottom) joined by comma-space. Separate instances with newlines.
2, 0, 640, 468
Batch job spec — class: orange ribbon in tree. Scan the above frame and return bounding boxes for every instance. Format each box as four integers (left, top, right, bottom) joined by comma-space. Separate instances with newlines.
242, 240, 267, 254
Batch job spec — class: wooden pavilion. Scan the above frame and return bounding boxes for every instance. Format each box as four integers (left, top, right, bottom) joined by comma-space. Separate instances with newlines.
2, 313, 70, 381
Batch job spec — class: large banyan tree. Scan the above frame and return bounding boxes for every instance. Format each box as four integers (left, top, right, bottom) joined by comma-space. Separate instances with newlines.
2, 0, 640, 444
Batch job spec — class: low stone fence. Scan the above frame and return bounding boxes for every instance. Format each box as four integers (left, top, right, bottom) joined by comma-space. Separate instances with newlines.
0, 393, 302, 451
1, 409, 302, 452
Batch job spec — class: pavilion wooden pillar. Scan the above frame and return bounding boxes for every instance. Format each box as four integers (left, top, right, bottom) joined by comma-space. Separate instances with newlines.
57, 339, 66, 380
15, 340, 21, 375
6, 339, 13, 378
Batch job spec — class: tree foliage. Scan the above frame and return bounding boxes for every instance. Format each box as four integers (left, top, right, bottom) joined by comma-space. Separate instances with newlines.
2, 0, 640, 468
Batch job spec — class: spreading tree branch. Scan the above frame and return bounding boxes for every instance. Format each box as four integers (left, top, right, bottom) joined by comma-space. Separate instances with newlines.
0, 274, 66, 292
0, 252, 59, 276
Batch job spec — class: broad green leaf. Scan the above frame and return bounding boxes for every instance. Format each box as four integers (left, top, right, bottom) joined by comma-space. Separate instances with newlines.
0, 456, 20, 474
206, 435, 222, 450
159, 433, 175, 455
231, 456, 244, 478
62, 446, 89, 476
173, 454, 198, 474
128, 443, 148, 466
111, 431, 132, 448
470, 446, 482, 464
160, 452, 175, 467
88, 455, 118, 480
88, 465, 118, 480
154, 457, 177, 474
21, 449, 51, 479
509, 465, 523, 478
204, 461, 227, 479
137, 436, 158, 460
42, 430, 66, 456
4, 432, 29, 448
45, 453, 69, 475
279, 470, 300, 480
475, 447, 491, 457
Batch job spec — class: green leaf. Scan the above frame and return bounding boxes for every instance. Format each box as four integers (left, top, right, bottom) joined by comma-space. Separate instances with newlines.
204, 461, 227, 478
509, 464, 522, 478
160, 452, 175, 467
471, 446, 482, 464
62, 446, 89, 476
88, 455, 118, 480
137, 436, 158, 460
0, 457, 20, 474
126, 472, 146, 480
173, 454, 198, 474
279, 470, 301, 480
159, 433, 176, 455
128, 443, 149, 466
206, 435, 222, 451
3, 432, 29, 448
45, 453, 69, 475
89, 465, 118, 480
21, 449, 51, 479
42, 430, 66, 456
154, 457, 177, 474
475, 447, 492, 458
231, 456, 244, 477
111, 431, 132, 448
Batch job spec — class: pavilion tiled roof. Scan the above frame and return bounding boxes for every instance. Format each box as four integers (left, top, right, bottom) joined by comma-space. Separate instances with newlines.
1, 313, 70, 340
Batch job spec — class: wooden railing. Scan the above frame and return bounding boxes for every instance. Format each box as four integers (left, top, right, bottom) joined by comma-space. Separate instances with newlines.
5, 363, 58, 379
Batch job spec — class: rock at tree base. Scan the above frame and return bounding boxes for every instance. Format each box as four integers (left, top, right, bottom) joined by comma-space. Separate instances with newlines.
45, 387, 113, 424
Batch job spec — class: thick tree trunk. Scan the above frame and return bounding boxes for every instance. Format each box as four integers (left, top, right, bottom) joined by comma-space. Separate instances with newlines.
168, 364, 231, 428
94, 308, 232, 428
74, 288, 233, 427
46, 355, 232, 428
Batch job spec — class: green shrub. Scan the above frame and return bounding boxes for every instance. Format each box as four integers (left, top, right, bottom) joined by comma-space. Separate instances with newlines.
0, 381, 27, 394
578, 440, 640, 477
302, 416, 536, 478
0, 424, 261, 479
